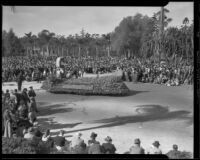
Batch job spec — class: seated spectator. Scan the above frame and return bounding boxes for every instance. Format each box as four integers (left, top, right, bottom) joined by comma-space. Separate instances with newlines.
129, 138, 145, 154
54, 133, 67, 152
101, 136, 116, 154
88, 140, 102, 154
24, 127, 35, 140
88, 132, 100, 146
72, 140, 87, 154
71, 132, 84, 148
42, 129, 51, 142
42, 129, 54, 148
147, 141, 162, 154
33, 122, 43, 138
166, 144, 181, 159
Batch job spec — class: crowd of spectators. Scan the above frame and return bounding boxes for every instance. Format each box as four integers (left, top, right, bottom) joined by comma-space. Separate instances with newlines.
2, 55, 193, 86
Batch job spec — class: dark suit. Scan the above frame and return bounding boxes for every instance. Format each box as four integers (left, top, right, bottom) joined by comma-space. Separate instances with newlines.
101, 142, 116, 154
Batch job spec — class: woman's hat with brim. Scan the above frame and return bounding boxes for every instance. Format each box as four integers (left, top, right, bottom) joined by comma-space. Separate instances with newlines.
105, 136, 112, 142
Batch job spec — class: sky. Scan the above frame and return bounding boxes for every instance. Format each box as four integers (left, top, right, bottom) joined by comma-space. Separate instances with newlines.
2, 2, 193, 38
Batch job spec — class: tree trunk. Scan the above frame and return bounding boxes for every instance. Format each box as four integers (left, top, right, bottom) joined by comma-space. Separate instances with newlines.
62, 47, 64, 57
46, 44, 49, 56
78, 45, 81, 59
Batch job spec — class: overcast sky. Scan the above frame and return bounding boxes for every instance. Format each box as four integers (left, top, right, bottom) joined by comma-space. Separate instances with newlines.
3, 2, 193, 37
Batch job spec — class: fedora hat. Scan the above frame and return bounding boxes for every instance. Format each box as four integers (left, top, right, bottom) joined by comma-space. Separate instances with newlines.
90, 132, 97, 138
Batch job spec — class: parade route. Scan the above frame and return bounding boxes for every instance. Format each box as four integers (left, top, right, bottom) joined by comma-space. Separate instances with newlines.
2, 80, 193, 154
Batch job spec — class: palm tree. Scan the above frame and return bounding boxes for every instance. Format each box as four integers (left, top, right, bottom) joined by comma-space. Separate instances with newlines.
182, 17, 189, 63
24, 32, 33, 55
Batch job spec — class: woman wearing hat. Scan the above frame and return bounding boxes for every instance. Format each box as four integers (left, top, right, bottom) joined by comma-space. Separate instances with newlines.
147, 141, 162, 154
101, 136, 116, 154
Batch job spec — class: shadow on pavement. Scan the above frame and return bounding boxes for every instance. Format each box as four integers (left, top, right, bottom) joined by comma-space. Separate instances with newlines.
37, 103, 74, 116
37, 117, 82, 135
64, 104, 192, 134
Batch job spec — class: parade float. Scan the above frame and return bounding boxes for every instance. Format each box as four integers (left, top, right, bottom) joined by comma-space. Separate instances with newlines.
41, 57, 130, 96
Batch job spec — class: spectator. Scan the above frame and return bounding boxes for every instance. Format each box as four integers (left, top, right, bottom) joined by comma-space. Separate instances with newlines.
21, 88, 30, 108
28, 110, 37, 124
28, 86, 36, 98
29, 97, 38, 113
42, 129, 54, 148
88, 140, 102, 154
147, 141, 162, 154
166, 144, 182, 159
5, 89, 10, 100
101, 136, 116, 154
88, 132, 100, 146
71, 132, 84, 148
54, 134, 67, 152
24, 127, 35, 140
129, 138, 145, 154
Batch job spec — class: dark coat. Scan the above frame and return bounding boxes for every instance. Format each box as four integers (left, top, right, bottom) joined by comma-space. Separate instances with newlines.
101, 142, 116, 154
129, 145, 145, 154
28, 90, 36, 98
21, 92, 30, 104
88, 143, 102, 154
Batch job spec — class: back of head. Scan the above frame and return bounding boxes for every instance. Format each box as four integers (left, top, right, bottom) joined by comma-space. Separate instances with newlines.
134, 138, 141, 145
173, 144, 178, 151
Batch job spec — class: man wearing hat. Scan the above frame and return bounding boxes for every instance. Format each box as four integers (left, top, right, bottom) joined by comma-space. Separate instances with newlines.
88, 140, 102, 154
147, 141, 162, 154
28, 86, 36, 98
166, 144, 181, 159
88, 132, 100, 146
101, 136, 116, 154
129, 138, 145, 154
